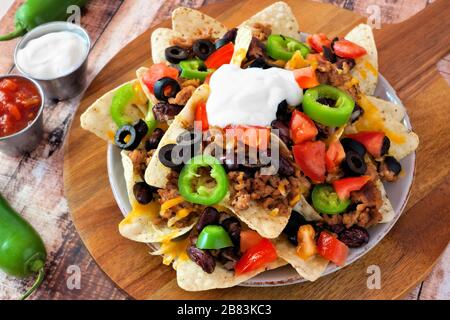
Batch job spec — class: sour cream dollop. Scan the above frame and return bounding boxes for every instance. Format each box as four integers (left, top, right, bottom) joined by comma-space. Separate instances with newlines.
16, 31, 88, 80
206, 64, 302, 127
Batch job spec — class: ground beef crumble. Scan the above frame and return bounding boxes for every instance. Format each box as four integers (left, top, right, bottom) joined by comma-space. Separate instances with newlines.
228, 166, 307, 215
316, 59, 360, 100
251, 22, 272, 41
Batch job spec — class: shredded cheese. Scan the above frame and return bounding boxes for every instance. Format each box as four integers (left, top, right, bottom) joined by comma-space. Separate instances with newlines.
120, 201, 160, 226
160, 196, 185, 214
285, 51, 310, 70
167, 208, 192, 227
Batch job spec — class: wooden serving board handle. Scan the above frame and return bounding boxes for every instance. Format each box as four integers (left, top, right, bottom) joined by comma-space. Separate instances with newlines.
375, 0, 450, 98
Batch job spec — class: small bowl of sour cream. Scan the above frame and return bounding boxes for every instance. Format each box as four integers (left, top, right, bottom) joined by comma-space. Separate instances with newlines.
14, 22, 90, 101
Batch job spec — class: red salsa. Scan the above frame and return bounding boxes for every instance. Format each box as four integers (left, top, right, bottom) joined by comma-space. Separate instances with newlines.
0, 77, 41, 138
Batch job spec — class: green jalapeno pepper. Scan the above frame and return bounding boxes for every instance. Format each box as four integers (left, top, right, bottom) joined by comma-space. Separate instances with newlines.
0, 194, 47, 300
303, 84, 355, 127
266, 34, 310, 61
311, 184, 350, 215
196, 225, 233, 249
110, 83, 135, 128
179, 59, 212, 81
145, 100, 157, 134
178, 155, 228, 206
0, 0, 88, 41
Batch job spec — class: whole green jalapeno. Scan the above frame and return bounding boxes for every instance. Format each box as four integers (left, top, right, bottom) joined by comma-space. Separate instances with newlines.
0, 194, 47, 300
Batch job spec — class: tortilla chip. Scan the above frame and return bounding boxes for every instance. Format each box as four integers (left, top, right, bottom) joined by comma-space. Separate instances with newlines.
231, 26, 253, 66
171, 7, 227, 40
150, 28, 182, 64
80, 80, 146, 142
176, 257, 287, 291
239, 1, 300, 40
377, 179, 395, 223
345, 24, 378, 95
348, 95, 419, 160
274, 235, 329, 281
145, 84, 211, 188
224, 201, 289, 239
294, 197, 322, 222
366, 96, 405, 122
136, 67, 158, 105
119, 151, 196, 243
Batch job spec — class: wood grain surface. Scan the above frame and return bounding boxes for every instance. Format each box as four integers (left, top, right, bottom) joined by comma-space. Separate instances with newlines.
0, 0, 448, 300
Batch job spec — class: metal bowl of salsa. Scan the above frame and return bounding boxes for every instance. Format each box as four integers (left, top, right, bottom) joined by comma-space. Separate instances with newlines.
0, 75, 44, 156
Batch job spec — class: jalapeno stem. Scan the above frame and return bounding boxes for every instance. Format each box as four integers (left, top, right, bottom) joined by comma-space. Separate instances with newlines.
20, 267, 45, 300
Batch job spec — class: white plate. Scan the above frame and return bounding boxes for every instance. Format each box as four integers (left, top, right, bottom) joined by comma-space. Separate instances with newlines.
107, 74, 416, 286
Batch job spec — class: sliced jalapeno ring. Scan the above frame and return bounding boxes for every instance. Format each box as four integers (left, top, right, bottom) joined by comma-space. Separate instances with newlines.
179, 59, 212, 81
311, 184, 350, 215
303, 84, 355, 127
266, 34, 310, 61
154, 77, 181, 102
178, 155, 228, 206
110, 83, 135, 127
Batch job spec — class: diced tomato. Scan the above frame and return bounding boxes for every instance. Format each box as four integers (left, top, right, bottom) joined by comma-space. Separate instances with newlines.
240, 230, 263, 253
235, 238, 278, 275
307, 33, 332, 53
306, 53, 325, 63
325, 140, 345, 173
333, 39, 367, 59
227, 125, 270, 149
332, 176, 371, 200
292, 66, 320, 89
205, 42, 234, 70
293, 141, 326, 183
141, 63, 179, 94
0, 79, 18, 91
346, 131, 385, 158
194, 101, 209, 131
317, 232, 349, 266
289, 110, 318, 144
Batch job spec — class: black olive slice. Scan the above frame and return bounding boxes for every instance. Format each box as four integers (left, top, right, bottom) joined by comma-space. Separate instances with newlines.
384, 156, 402, 175
342, 150, 367, 176
114, 125, 139, 151
341, 138, 366, 158
158, 143, 184, 171
133, 182, 156, 204
154, 77, 181, 102
380, 136, 391, 157
165, 46, 190, 64
193, 39, 216, 60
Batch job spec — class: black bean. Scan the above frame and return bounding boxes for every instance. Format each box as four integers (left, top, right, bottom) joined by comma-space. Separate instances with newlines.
196, 207, 220, 233
133, 182, 155, 204
145, 128, 165, 151
271, 119, 291, 145
283, 211, 307, 245
276, 100, 291, 122
278, 155, 294, 177
215, 28, 238, 49
221, 217, 241, 247
338, 226, 370, 248
152, 102, 183, 122
186, 246, 216, 273
383, 156, 402, 175
380, 136, 391, 157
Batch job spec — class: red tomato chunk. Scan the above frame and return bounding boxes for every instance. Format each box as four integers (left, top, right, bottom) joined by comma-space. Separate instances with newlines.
0, 77, 41, 138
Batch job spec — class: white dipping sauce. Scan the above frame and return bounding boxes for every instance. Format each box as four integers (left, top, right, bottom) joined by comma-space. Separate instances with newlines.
17, 31, 88, 79
206, 64, 302, 127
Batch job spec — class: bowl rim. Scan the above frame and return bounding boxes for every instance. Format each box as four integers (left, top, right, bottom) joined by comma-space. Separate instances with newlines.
14, 21, 91, 81
0, 74, 45, 141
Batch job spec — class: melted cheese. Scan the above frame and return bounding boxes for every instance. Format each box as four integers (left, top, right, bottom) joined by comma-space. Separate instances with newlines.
285, 51, 310, 70
355, 95, 406, 144
156, 238, 190, 266
121, 201, 160, 225
289, 194, 301, 206
364, 61, 378, 77
167, 208, 192, 227
160, 196, 185, 214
